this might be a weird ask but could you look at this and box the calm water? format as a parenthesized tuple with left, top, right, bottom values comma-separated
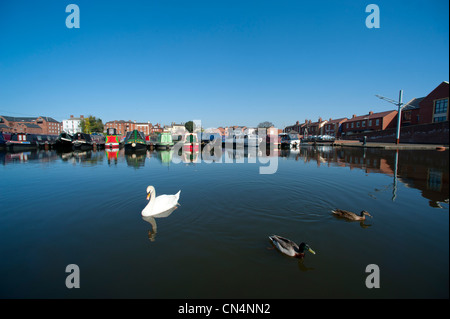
(0, 146, 448, 298)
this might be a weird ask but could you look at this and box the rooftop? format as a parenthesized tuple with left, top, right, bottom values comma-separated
(347, 110, 397, 122)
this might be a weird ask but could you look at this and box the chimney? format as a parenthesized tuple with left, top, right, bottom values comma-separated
(318, 117, 322, 122)
(296, 120, 299, 125)
(369, 111, 374, 115)
(70, 115, 74, 119)
(80, 115, 84, 119)
(352, 114, 357, 118)
(329, 118, 332, 121)
(305, 119, 308, 123)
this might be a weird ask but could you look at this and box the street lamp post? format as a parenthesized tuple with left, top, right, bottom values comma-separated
(376, 90, 404, 145)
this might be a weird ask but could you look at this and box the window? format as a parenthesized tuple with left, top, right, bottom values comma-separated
(351, 122, 354, 128)
(346, 123, 349, 128)
(433, 99, 448, 122)
(375, 119, 380, 126)
(434, 116, 447, 123)
(368, 120, 372, 126)
(428, 168, 442, 191)
(356, 122, 360, 128)
(434, 99, 448, 114)
(362, 121, 366, 127)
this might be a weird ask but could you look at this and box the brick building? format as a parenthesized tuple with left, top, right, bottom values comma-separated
(105, 120, 163, 136)
(401, 97, 423, 126)
(283, 121, 303, 134)
(0, 115, 62, 135)
(341, 110, 398, 136)
(301, 118, 328, 136)
(417, 81, 449, 124)
(323, 117, 348, 137)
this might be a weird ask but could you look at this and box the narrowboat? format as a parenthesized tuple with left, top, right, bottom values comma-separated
(6, 133, 37, 151)
(30, 134, 56, 149)
(105, 128, 120, 150)
(0, 132, 10, 150)
(72, 132, 94, 150)
(124, 130, 147, 151)
(91, 134, 105, 149)
(181, 132, 200, 153)
(55, 132, 73, 150)
(155, 132, 174, 150)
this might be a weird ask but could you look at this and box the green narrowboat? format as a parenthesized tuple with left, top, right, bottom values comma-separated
(124, 130, 147, 151)
(155, 132, 174, 150)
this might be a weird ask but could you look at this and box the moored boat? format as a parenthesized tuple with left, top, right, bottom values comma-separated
(181, 132, 200, 153)
(30, 134, 56, 149)
(0, 132, 10, 150)
(105, 128, 120, 150)
(6, 133, 37, 151)
(124, 130, 147, 151)
(155, 132, 174, 150)
(72, 132, 94, 150)
(55, 132, 73, 150)
(91, 134, 105, 149)
(279, 133, 300, 149)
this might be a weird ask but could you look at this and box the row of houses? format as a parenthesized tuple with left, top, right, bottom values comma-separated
(0, 115, 63, 135)
(284, 81, 449, 138)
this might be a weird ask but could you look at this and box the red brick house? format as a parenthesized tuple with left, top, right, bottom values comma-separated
(283, 121, 303, 134)
(301, 118, 328, 136)
(0, 115, 62, 135)
(418, 81, 449, 124)
(105, 120, 162, 135)
(341, 110, 398, 136)
(323, 117, 348, 137)
(401, 97, 423, 126)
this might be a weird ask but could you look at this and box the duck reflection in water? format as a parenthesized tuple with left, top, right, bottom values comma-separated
(142, 206, 178, 242)
(298, 259, 315, 272)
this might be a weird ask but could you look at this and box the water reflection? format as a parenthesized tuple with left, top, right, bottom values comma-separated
(142, 206, 178, 242)
(1, 146, 448, 208)
(280, 146, 449, 208)
(125, 149, 147, 169)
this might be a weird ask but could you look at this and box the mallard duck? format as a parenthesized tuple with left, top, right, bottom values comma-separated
(332, 209, 372, 221)
(141, 186, 181, 217)
(268, 235, 316, 258)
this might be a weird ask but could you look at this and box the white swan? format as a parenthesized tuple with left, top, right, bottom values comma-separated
(141, 185, 181, 217)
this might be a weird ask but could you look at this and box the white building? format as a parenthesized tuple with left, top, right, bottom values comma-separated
(63, 115, 83, 134)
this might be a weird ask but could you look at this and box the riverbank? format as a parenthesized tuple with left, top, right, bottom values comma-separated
(330, 140, 449, 150)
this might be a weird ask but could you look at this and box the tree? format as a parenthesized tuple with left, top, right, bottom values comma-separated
(80, 115, 104, 134)
(257, 121, 274, 128)
(185, 121, 194, 133)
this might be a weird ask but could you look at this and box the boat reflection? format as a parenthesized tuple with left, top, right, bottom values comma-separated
(141, 206, 178, 242)
(125, 149, 146, 169)
(1, 146, 448, 208)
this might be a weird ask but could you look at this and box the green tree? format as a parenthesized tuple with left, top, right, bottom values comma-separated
(80, 115, 104, 134)
(185, 121, 194, 133)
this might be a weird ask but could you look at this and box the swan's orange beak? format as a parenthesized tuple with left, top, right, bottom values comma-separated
(146, 192, 151, 200)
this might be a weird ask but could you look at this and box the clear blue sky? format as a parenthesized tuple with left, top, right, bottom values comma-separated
(0, 0, 448, 129)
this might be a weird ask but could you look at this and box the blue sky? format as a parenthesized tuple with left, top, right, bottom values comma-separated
(0, 0, 448, 129)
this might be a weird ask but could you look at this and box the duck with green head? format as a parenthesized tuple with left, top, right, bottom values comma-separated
(269, 235, 316, 258)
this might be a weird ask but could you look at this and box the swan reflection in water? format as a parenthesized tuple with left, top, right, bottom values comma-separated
(142, 206, 178, 241)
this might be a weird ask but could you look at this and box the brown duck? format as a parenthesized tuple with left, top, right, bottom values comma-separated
(332, 209, 372, 221)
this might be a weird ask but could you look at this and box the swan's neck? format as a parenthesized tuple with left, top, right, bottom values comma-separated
(147, 188, 156, 212)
